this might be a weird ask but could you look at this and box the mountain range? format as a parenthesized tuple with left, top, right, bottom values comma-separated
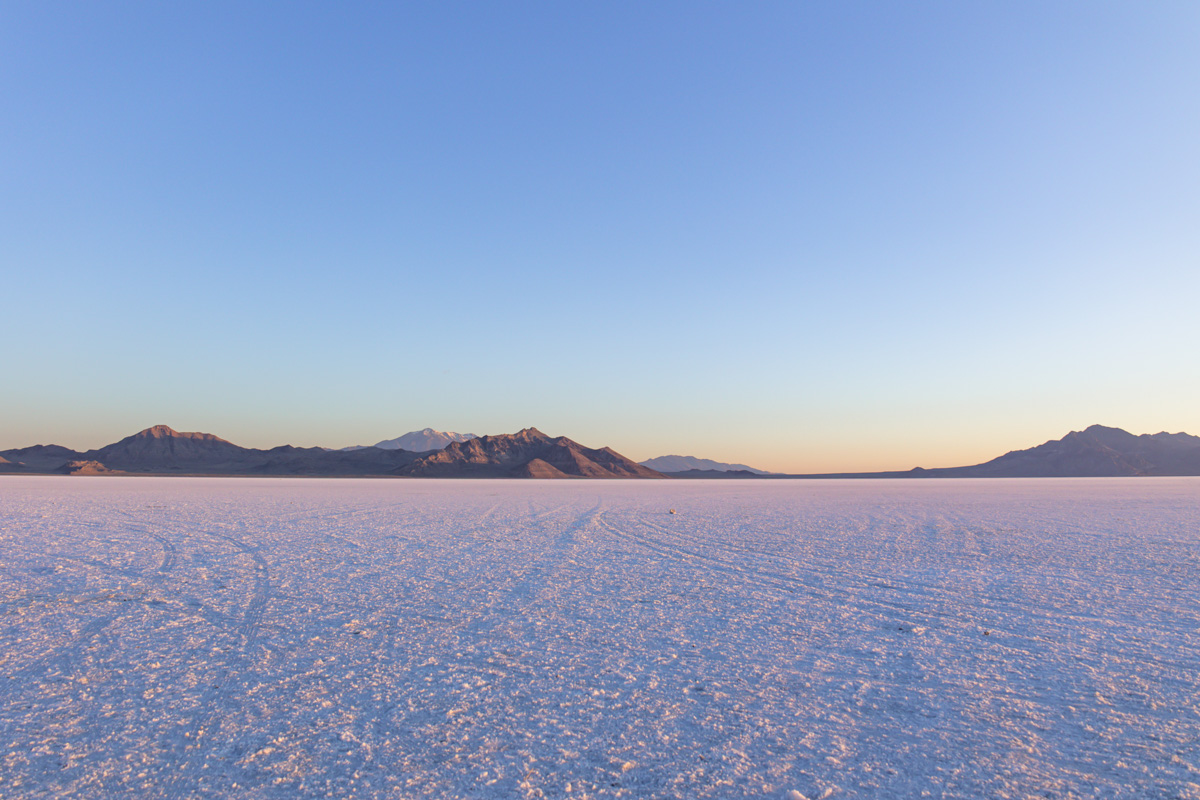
(401, 428, 663, 478)
(0, 425, 662, 478)
(905, 424, 1200, 478)
(3, 424, 1199, 479)
(779, 425, 1200, 479)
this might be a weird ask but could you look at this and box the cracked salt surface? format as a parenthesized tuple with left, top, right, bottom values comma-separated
(1, 477, 1198, 799)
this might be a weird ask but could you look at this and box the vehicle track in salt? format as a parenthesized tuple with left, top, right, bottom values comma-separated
(275, 501, 427, 551)
(1, 506, 194, 799)
(592, 511, 1113, 702)
(593, 512, 958, 627)
(593, 509, 1162, 797)
(259, 500, 605, 795)
(612, 509, 1190, 673)
(204, 526, 272, 653)
(597, 506, 1200, 744)
(0, 612, 125, 702)
(373, 501, 604, 671)
(1, 507, 185, 694)
(143, 517, 273, 800)
(460, 502, 603, 639)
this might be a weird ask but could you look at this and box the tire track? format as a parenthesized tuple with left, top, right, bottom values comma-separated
(0, 613, 123, 698)
(206, 528, 272, 653)
(592, 513, 1023, 661)
(603, 512, 1200, 680)
(1, 509, 187, 700)
(454, 502, 603, 642)
(158, 522, 273, 800)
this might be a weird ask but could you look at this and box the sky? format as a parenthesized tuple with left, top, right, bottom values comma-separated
(2, 2, 1198, 473)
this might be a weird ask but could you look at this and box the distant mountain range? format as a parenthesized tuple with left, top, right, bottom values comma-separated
(905, 424, 1200, 478)
(341, 428, 477, 452)
(640, 455, 770, 474)
(3, 423, 1199, 479)
(0, 425, 663, 478)
(648, 425, 1200, 478)
(782, 425, 1200, 479)
(0, 425, 429, 476)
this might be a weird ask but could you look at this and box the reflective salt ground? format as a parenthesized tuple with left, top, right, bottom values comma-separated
(1, 477, 1198, 799)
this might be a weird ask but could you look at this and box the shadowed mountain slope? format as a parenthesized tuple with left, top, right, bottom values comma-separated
(240, 444, 425, 475)
(659, 469, 762, 479)
(781, 425, 1200, 479)
(86, 425, 247, 472)
(934, 425, 1200, 477)
(398, 428, 666, 478)
(0, 426, 661, 478)
(6, 423, 1197, 478)
(0, 444, 85, 472)
(0, 426, 424, 475)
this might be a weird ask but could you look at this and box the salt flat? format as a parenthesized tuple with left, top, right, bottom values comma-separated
(1, 477, 1198, 799)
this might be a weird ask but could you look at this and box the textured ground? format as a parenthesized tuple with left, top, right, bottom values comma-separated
(1, 476, 1198, 799)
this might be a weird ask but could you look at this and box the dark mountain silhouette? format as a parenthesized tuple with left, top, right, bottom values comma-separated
(660, 469, 761, 479)
(397, 428, 665, 478)
(0, 425, 662, 478)
(0, 444, 84, 472)
(86, 425, 248, 472)
(779, 425, 1200, 479)
(270, 444, 431, 475)
(0, 425, 424, 476)
(4, 423, 1198, 478)
(927, 425, 1200, 477)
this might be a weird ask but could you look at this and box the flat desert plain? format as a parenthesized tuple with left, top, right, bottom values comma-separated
(1, 477, 1198, 799)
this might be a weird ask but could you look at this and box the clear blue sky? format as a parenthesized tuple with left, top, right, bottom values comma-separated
(3, 2, 1198, 472)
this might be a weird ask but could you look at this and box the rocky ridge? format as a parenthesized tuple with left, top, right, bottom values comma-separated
(0, 425, 663, 479)
(399, 428, 665, 479)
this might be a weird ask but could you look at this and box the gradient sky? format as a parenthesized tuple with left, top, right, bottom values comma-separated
(3, 2, 1198, 473)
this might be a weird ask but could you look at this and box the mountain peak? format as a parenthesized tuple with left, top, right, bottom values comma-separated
(400, 428, 664, 478)
(129, 425, 232, 444)
(951, 424, 1200, 477)
(369, 429, 478, 451)
(139, 424, 180, 438)
(1082, 424, 1127, 435)
(1071, 425, 1139, 448)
